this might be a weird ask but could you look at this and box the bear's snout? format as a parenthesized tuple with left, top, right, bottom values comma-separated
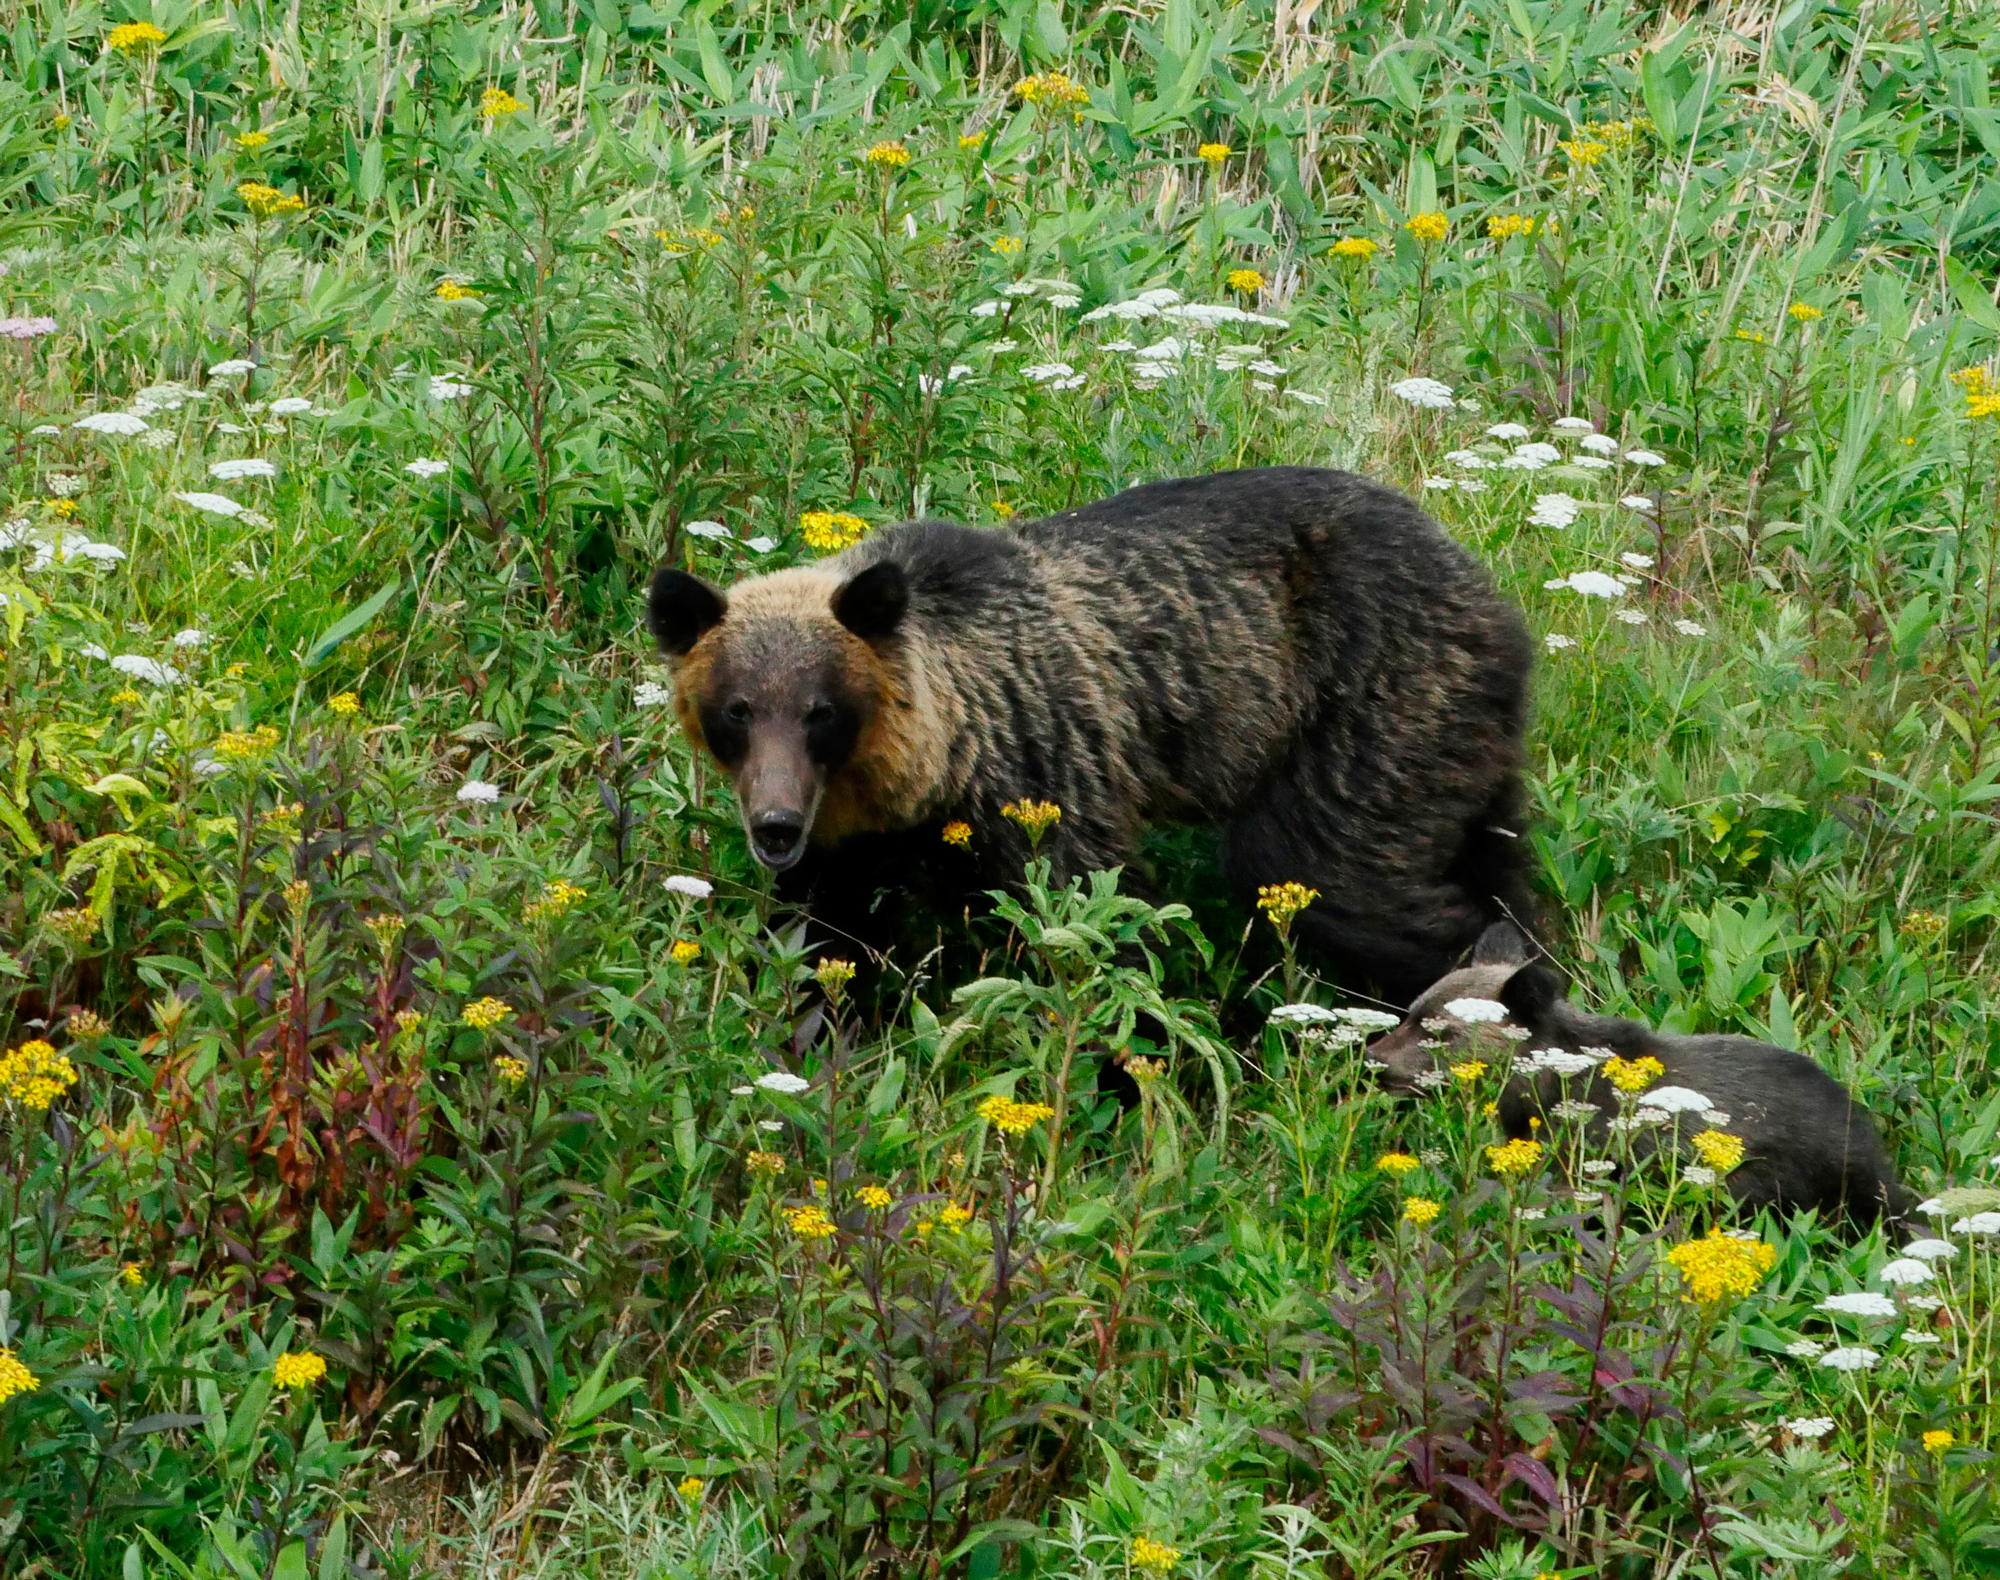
(749, 810, 808, 868)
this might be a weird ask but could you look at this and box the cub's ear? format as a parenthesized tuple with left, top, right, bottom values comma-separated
(1472, 920, 1532, 967)
(1497, 962, 1563, 1027)
(648, 568, 727, 657)
(831, 560, 909, 643)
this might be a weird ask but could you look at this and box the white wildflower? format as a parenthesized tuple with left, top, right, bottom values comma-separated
(1048, 294, 1082, 309)
(1443, 450, 1491, 468)
(31, 424, 60, 437)
(970, 301, 1002, 318)
(44, 473, 83, 497)
(1571, 455, 1616, 471)
(1287, 391, 1328, 407)
(1248, 359, 1284, 377)
(1514, 442, 1563, 465)
(1620, 494, 1655, 510)
(1527, 1048, 1601, 1076)
(209, 458, 276, 481)
(1614, 609, 1647, 625)
(1580, 433, 1620, 454)
(1902, 1331, 1941, 1345)
(1684, 1166, 1717, 1186)
(1620, 553, 1655, 569)
(633, 681, 673, 708)
(1784, 1415, 1835, 1437)
(267, 397, 313, 415)
(1636, 1085, 1712, 1114)
(1876, 1259, 1934, 1286)
(1552, 417, 1595, 432)
(1456, 478, 1488, 493)
(1785, 1340, 1825, 1359)
(1546, 570, 1627, 599)
(754, 1071, 811, 1095)
(1423, 478, 1455, 490)
(1443, 997, 1509, 1023)
(745, 536, 777, 554)
(1818, 1346, 1881, 1372)
(1543, 633, 1576, 652)
(1100, 339, 1138, 353)
(74, 412, 150, 436)
(429, 376, 475, 400)
(406, 458, 450, 478)
(207, 358, 257, 377)
(1903, 1293, 1944, 1311)
(685, 520, 732, 540)
(664, 875, 714, 898)
(730, 1085, 754, 1096)
(1021, 362, 1076, 383)
(1499, 454, 1547, 471)
(1818, 1292, 1898, 1317)
(171, 629, 208, 648)
(1136, 337, 1188, 361)
(1269, 1004, 1338, 1025)
(1485, 422, 1530, 440)
(109, 655, 183, 686)
(1950, 1212, 2000, 1234)
(1899, 1239, 1957, 1262)
(1581, 1160, 1617, 1177)
(1551, 1099, 1601, 1121)
(173, 492, 245, 518)
(1624, 449, 1667, 466)
(1528, 493, 1583, 528)
(1673, 619, 1708, 637)
(1000, 282, 1039, 298)
(456, 780, 501, 804)
(1389, 376, 1456, 409)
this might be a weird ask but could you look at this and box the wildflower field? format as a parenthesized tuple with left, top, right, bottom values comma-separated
(6, 0, 2000, 1573)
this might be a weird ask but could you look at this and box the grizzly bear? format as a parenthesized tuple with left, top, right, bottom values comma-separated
(1367, 921, 1910, 1226)
(647, 467, 1534, 999)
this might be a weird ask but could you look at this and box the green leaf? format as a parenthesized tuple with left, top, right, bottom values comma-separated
(305, 579, 402, 667)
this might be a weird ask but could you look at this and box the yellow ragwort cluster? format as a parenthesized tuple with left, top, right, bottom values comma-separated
(0, 1348, 38, 1404)
(1487, 213, 1537, 239)
(106, 21, 167, 53)
(1, 1040, 79, 1111)
(479, 86, 524, 118)
(460, 997, 514, 1031)
(657, 226, 723, 255)
(523, 878, 588, 925)
(1130, 1536, 1183, 1573)
(670, 939, 701, 966)
(1451, 1060, 1489, 1086)
(1377, 1152, 1420, 1176)
(1402, 1196, 1443, 1225)
(273, 1351, 327, 1389)
(1255, 881, 1318, 929)
(364, 913, 407, 954)
(858, 1185, 893, 1210)
(815, 957, 857, 994)
(1014, 72, 1090, 108)
(989, 235, 1024, 257)
(434, 279, 479, 301)
(1332, 236, 1377, 259)
(1227, 267, 1264, 293)
(1788, 302, 1824, 322)
(745, 1149, 785, 1178)
(327, 691, 361, 716)
(1405, 211, 1449, 243)
(976, 1094, 1056, 1136)
(1584, 115, 1652, 150)
(1666, 1229, 1776, 1303)
(1558, 137, 1608, 166)
(800, 510, 870, 551)
(1485, 1136, 1544, 1178)
(1002, 799, 1062, 842)
(1197, 142, 1231, 167)
(236, 182, 306, 217)
(1924, 1429, 1954, 1454)
(234, 129, 270, 150)
(493, 1054, 528, 1089)
(1690, 1129, 1745, 1172)
(214, 725, 282, 761)
(941, 820, 973, 848)
(864, 140, 911, 168)
(783, 1204, 837, 1239)
(1603, 1054, 1665, 1093)
(677, 1474, 705, 1498)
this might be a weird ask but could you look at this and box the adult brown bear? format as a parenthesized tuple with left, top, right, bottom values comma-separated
(648, 467, 1533, 1000)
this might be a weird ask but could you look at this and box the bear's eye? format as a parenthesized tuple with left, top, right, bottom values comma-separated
(724, 699, 753, 726)
(804, 704, 836, 730)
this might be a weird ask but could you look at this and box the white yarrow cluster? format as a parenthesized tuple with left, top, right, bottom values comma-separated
(1545, 570, 1628, 599)
(633, 681, 673, 707)
(1875, 1258, 1934, 1286)
(456, 779, 501, 804)
(1783, 1415, 1836, 1438)
(74, 411, 150, 436)
(174, 492, 245, 518)
(109, 654, 184, 685)
(1442, 996, 1509, 1023)
(754, 1071, 811, 1094)
(209, 458, 277, 480)
(1817, 1346, 1881, 1372)
(429, 375, 475, 400)
(664, 874, 714, 898)
(1818, 1291, 1898, 1317)
(1389, 377, 1456, 409)
(1528, 493, 1584, 529)
(406, 458, 450, 478)
(1636, 1085, 1712, 1115)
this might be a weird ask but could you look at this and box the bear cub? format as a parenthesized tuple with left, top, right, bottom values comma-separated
(1367, 922, 1909, 1227)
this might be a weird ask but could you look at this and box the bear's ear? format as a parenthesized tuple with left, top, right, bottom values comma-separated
(831, 560, 909, 643)
(648, 568, 727, 657)
(1472, 920, 1532, 967)
(1498, 962, 1563, 1027)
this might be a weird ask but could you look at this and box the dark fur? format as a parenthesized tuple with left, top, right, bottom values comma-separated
(649, 467, 1535, 998)
(1368, 923, 1910, 1227)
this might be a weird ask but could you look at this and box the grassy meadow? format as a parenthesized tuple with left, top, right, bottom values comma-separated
(6, 0, 2000, 1573)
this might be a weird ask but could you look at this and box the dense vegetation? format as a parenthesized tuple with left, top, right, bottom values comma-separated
(4, 0, 2000, 1573)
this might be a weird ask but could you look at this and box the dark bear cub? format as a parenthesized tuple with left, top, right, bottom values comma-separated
(1368, 922, 1909, 1227)
(647, 467, 1534, 1001)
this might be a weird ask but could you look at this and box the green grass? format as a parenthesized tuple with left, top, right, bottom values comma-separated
(5, 0, 2000, 1574)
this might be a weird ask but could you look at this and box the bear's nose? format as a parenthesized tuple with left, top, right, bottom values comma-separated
(750, 811, 806, 863)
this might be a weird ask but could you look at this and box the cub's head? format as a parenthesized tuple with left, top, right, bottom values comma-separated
(1367, 921, 1565, 1090)
(646, 558, 910, 871)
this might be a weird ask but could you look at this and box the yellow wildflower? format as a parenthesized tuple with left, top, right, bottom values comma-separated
(815, 957, 857, 996)
(1968, 393, 2000, 420)
(782, 1204, 837, 1240)
(941, 820, 973, 847)
(1485, 1137, 1544, 1178)
(106, 21, 167, 53)
(1788, 302, 1823, 322)
(234, 129, 270, 149)
(1014, 72, 1089, 108)
(1256, 881, 1318, 930)
(990, 499, 1015, 518)
(479, 86, 524, 118)
(1666, 1228, 1776, 1303)
(1735, 329, 1766, 343)
(939, 1202, 973, 1230)
(53, 113, 71, 131)
(1377, 1152, 1420, 1176)
(395, 1010, 424, 1036)
(858, 1185, 893, 1210)
(745, 1150, 785, 1178)
(1902, 909, 1946, 942)
(460, 997, 514, 1031)
(989, 235, 1024, 256)
(493, 1054, 528, 1089)
(364, 913, 407, 955)
(1603, 1054, 1665, 1093)
(1586, 116, 1652, 149)
(523, 879, 588, 925)
(1227, 267, 1264, 292)
(1451, 1060, 1488, 1086)
(271, 1351, 329, 1390)
(799, 509, 870, 551)
(1405, 211, 1449, 244)
(0, 1040, 79, 1111)
(1130, 1537, 1182, 1574)
(45, 497, 79, 518)
(670, 939, 701, 966)
(1950, 366, 1989, 395)
(39, 907, 99, 951)
(214, 725, 282, 761)
(235, 181, 306, 218)
(327, 691, 361, 716)
(110, 688, 143, 706)
(0, 1349, 39, 1404)
(272, 1351, 327, 1389)
(1690, 1129, 1744, 1172)
(977, 1094, 1056, 1135)
(1332, 236, 1377, 259)
(1923, 1429, 1953, 1454)
(1487, 213, 1537, 239)
(1402, 1196, 1443, 1225)
(959, 132, 986, 150)
(1559, 137, 1608, 166)
(1197, 142, 1231, 166)
(1001, 799, 1062, 843)
(677, 1474, 705, 1498)
(864, 140, 911, 168)
(122, 1262, 144, 1285)
(67, 1010, 110, 1042)
(435, 279, 479, 301)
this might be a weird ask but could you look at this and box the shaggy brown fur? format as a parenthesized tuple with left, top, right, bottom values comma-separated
(649, 466, 1535, 998)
